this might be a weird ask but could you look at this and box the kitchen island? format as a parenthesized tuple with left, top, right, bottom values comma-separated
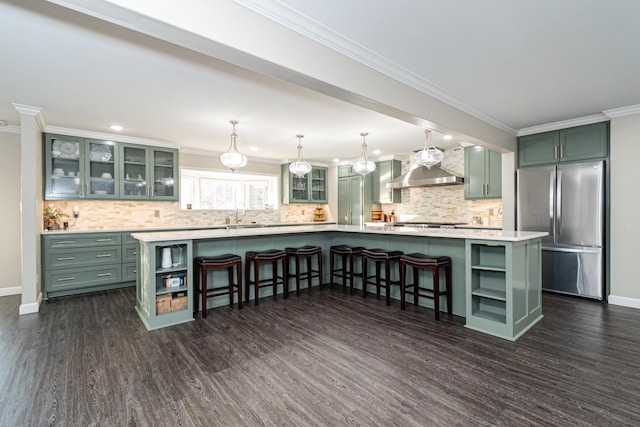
(133, 224, 546, 340)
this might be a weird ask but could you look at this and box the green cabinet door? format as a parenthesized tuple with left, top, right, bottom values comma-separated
(517, 131, 559, 167)
(337, 176, 350, 224)
(372, 160, 401, 203)
(465, 146, 502, 199)
(44, 134, 86, 200)
(150, 148, 179, 200)
(559, 122, 608, 163)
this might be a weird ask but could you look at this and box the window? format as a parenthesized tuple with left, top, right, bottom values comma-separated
(180, 168, 278, 210)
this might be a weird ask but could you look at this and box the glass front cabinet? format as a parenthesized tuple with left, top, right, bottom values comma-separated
(44, 133, 178, 201)
(45, 134, 118, 200)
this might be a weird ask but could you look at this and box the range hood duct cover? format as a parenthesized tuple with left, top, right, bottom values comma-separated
(388, 164, 464, 188)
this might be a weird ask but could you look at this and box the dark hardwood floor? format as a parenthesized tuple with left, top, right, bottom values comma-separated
(1, 286, 639, 426)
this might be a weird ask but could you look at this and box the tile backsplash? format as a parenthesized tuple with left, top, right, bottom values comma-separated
(377, 147, 503, 226)
(45, 200, 333, 231)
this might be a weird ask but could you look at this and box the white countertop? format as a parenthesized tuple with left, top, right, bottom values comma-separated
(132, 224, 547, 243)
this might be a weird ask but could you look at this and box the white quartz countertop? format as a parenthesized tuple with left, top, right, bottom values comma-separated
(132, 224, 547, 243)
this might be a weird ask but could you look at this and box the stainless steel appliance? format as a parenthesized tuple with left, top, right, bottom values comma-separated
(517, 161, 604, 299)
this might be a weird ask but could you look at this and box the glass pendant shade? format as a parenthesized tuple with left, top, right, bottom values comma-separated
(415, 129, 444, 169)
(352, 132, 376, 176)
(289, 134, 312, 178)
(220, 120, 247, 172)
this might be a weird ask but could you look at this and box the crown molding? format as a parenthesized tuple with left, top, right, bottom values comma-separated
(11, 103, 47, 130)
(232, 0, 517, 136)
(45, 125, 180, 148)
(0, 125, 21, 135)
(517, 114, 609, 136)
(603, 104, 640, 118)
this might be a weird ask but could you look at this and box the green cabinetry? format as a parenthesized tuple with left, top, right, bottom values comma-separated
(464, 146, 502, 199)
(465, 239, 542, 341)
(338, 168, 372, 225)
(42, 232, 130, 298)
(372, 160, 402, 203)
(518, 121, 608, 167)
(281, 165, 328, 204)
(119, 143, 178, 200)
(44, 133, 179, 201)
(135, 240, 193, 330)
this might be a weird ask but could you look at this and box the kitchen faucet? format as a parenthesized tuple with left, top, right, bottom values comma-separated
(235, 202, 245, 223)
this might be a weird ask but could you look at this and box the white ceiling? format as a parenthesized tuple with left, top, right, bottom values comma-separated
(1, 0, 639, 165)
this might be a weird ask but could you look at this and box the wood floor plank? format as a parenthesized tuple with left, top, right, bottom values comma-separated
(1, 287, 639, 426)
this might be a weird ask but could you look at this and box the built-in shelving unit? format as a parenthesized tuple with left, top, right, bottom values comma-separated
(465, 239, 543, 340)
(135, 240, 193, 330)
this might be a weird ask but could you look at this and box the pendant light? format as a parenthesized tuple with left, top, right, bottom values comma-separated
(219, 120, 247, 172)
(415, 129, 444, 169)
(288, 134, 312, 178)
(352, 132, 376, 176)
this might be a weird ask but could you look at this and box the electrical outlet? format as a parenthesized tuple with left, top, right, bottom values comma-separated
(489, 208, 494, 216)
(154, 210, 160, 217)
(302, 209, 305, 215)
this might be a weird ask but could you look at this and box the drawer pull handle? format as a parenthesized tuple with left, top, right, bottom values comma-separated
(96, 273, 112, 277)
(96, 239, 114, 242)
(57, 240, 75, 244)
(57, 257, 75, 261)
(57, 277, 75, 282)
(96, 254, 112, 258)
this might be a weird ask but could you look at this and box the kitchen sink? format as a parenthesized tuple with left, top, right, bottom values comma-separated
(225, 223, 264, 229)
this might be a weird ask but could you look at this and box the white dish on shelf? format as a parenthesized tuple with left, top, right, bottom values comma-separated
(93, 190, 108, 195)
(52, 168, 65, 176)
(53, 140, 79, 159)
(101, 173, 113, 179)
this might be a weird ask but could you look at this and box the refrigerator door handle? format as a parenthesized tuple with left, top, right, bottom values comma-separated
(556, 169, 562, 239)
(543, 246, 602, 254)
(549, 169, 555, 241)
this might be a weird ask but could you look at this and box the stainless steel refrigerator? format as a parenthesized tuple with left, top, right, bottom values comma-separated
(517, 161, 604, 299)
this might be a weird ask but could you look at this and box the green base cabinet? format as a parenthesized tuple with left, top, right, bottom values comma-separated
(464, 146, 501, 199)
(518, 122, 608, 167)
(281, 165, 328, 204)
(372, 160, 402, 203)
(465, 239, 543, 341)
(42, 232, 128, 299)
(135, 240, 193, 330)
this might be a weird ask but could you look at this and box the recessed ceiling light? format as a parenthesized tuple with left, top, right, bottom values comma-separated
(333, 158, 340, 163)
(249, 146, 258, 152)
(443, 134, 453, 140)
(109, 124, 124, 131)
(373, 149, 381, 155)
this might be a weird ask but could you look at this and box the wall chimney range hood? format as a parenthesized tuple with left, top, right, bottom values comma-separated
(387, 164, 464, 188)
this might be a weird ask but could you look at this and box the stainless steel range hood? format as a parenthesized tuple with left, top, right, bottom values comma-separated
(388, 164, 464, 188)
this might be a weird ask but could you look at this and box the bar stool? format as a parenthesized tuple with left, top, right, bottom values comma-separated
(285, 246, 323, 296)
(245, 249, 288, 306)
(193, 254, 243, 318)
(329, 245, 365, 295)
(361, 248, 404, 305)
(399, 253, 452, 320)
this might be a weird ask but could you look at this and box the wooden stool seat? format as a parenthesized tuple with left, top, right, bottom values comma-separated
(245, 249, 288, 305)
(285, 246, 323, 296)
(400, 253, 452, 320)
(329, 245, 365, 295)
(194, 254, 242, 318)
(362, 248, 404, 306)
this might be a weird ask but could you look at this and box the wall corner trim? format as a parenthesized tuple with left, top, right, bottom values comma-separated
(608, 295, 640, 310)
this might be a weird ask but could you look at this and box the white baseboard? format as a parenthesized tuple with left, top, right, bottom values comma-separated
(19, 292, 42, 315)
(0, 286, 22, 297)
(608, 295, 640, 310)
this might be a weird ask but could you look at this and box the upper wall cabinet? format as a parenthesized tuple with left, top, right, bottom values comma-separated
(119, 144, 178, 200)
(464, 146, 502, 200)
(44, 133, 179, 201)
(281, 165, 328, 204)
(518, 122, 609, 167)
(372, 160, 402, 204)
